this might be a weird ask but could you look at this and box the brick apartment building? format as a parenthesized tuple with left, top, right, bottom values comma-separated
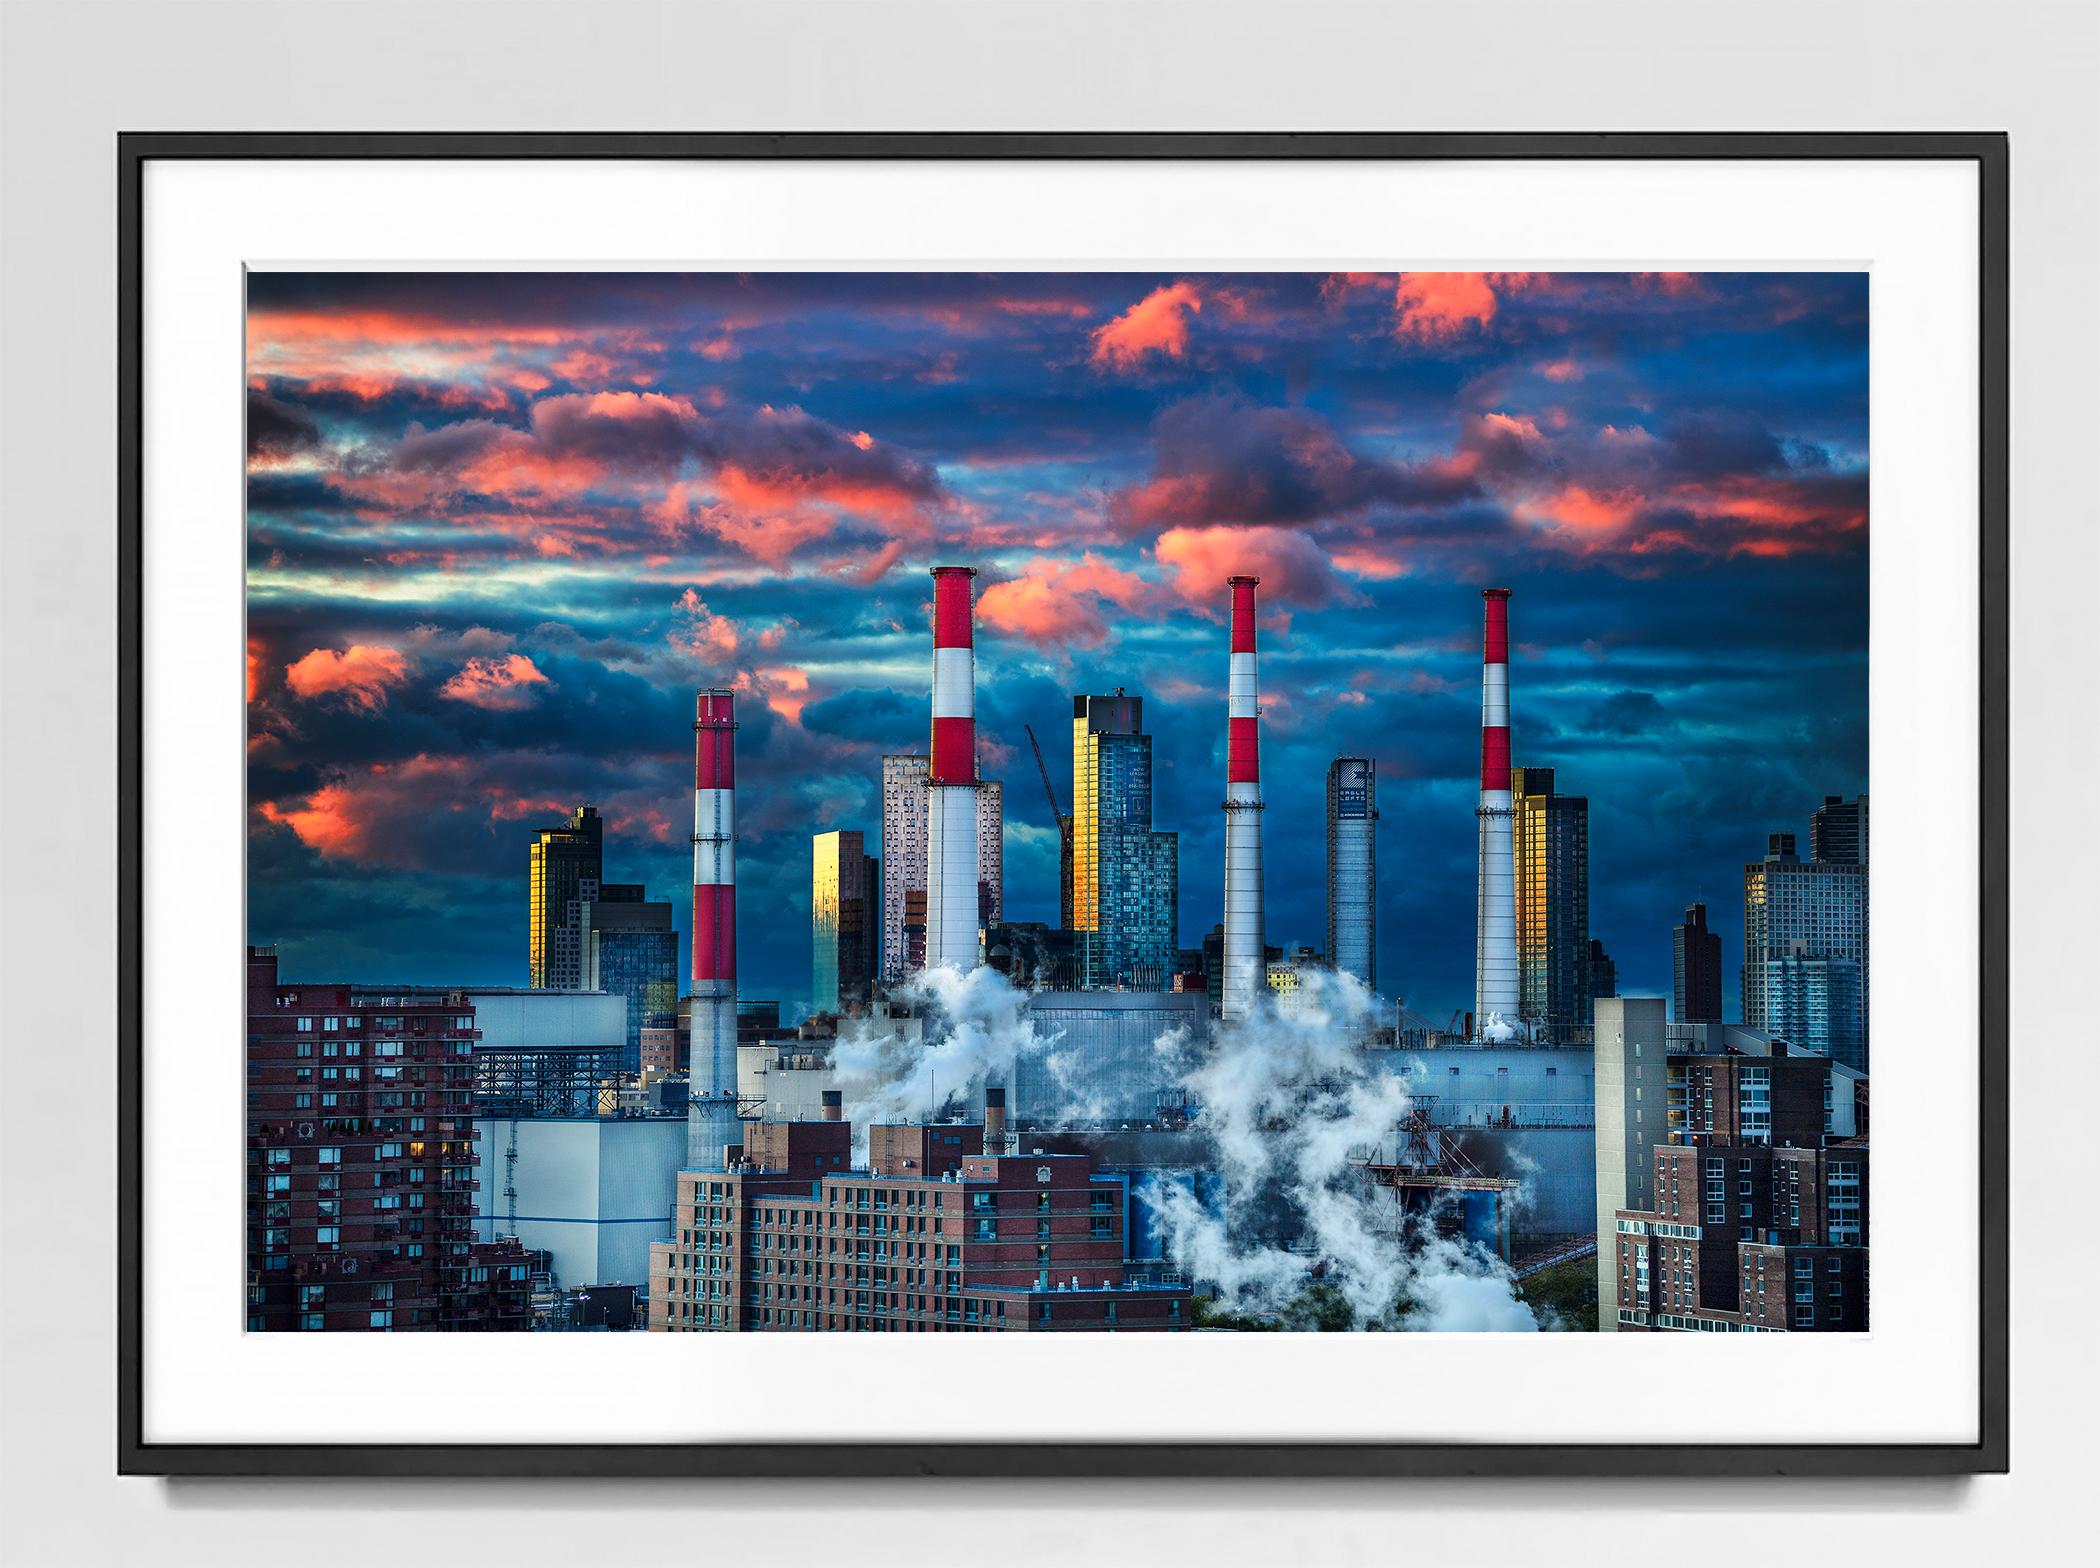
(1608, 1038, 1869, 1333)
(649, 1092, 1192, 1331)
(247, 945, 547, 1330)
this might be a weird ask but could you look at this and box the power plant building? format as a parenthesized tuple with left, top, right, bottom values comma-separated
(1512, 767, 1592, 1041)
(1015, 989, 1209, 1127)
(1325, 756, 1377, 991)
(1070, 692, 1179, 990)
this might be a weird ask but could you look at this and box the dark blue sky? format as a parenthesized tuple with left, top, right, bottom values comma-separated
(244, 270, 1868, 1021)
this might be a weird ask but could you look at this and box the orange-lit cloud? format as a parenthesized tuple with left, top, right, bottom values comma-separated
(673, 588, 741, 661)
(438, 653, 550, 710)
(1089, 281, 1204, 372)
(1153, 524, 1363, 612)
(283, 644, 410, 711)
(977, 554, 1162, 649)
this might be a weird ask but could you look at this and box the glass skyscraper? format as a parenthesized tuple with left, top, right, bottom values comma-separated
(527, 805, 601, 989)
(811, 829, 879, 1015)
(581, 883, 677, 1074)
(1071, 693, 1179, 990)
(1742, 829, 1869, 1071)
(1512, 767, 1591, 1039)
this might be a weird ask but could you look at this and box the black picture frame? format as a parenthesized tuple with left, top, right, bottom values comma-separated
(117, 130, 2010, 1479)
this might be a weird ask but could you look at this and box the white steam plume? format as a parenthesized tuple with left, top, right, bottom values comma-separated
(1153, 967, 1539, 1332)
(835, 964, 1539, 1331)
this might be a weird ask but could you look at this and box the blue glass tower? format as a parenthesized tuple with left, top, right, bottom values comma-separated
(1071, 692, 1179, 989)
(581, 882, 678, 1073)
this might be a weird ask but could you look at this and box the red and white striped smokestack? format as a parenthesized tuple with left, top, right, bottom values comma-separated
(1474, 589, 1519, 1033)
(1221, 575, 1265, 1020)
(688, 689, 740, 1170)
(925, 565, 982, 973)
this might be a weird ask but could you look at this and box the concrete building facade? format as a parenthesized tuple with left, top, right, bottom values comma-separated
(648, 1112, 1192, 1332)
(470, 1114, 686, 1293)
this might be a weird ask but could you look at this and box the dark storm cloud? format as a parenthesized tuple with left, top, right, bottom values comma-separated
(247, 387, 321, 458)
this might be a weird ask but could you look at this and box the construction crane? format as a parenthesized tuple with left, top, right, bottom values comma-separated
(1024, 722, 1074, 930)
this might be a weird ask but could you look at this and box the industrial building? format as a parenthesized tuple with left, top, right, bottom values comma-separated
(470, 1112, 686, 1296)
(1362, 1041, 1600, 1250)
(1325, 756, 1377, 991)
(465, 986, 627, 1117)
(1016, 989, 1210, 1127)
(648, 1091, 1193, 1331)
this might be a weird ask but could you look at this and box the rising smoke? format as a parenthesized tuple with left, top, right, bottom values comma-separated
(835, 963, 1540, 1332)
(1150, 967, 1537, 1332)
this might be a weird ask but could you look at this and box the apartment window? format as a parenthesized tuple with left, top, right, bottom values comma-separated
(317, 1147, 340, 1165)
(369, 1310, 393, 1329)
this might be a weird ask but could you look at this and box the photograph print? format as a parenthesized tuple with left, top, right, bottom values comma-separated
(243, 268, 1869, 1337)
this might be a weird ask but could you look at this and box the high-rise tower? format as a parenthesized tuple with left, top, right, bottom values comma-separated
(527, 805, 602, 989)
(1070, 692, 1179, 990)
(1672, 902, 1723, 1023)
(1512, 765, 1591, 1039)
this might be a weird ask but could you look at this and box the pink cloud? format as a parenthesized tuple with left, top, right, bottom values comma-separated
(438, 653, 550, 710)
(1089, 281, 1204, 372)
(673, 588, 741, 662)
(1152, 525, 1363, 612)
(976, 554, 1162, 649)
(282, 644, 410, 711)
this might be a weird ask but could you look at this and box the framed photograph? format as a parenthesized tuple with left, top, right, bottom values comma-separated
(118, 132, 2007, 1476)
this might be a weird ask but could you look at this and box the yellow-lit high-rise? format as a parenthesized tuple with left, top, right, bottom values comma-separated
(528, 805, 603, 988)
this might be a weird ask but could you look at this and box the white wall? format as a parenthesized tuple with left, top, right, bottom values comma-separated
(467, 990, 627, 1052)
(1, 1, 2090, 1562)
(471, 1118, 685, 1288)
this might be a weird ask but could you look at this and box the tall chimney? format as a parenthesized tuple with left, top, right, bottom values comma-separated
(983, 1084, 1008, 1154)
(1474, 589, 1519, 1033)
(820, 1088, 843, 1123)
(1221, 575, 1265, 1020)
(924, 565, 982, 973)
(687, 689, 741, 1169)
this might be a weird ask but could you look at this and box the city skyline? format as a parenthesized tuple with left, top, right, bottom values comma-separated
(245, 270, 1868, 1021)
